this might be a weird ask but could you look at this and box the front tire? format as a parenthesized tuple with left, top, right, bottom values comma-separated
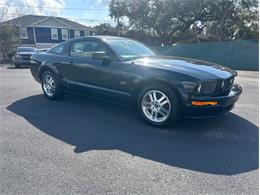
(137, 84, 182, 127)
(41, 71, 63, 100)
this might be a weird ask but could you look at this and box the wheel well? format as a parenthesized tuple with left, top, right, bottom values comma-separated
(39, 67, 57, 81)
(39, 67, 48, 80)
(135, 79, 183, 105)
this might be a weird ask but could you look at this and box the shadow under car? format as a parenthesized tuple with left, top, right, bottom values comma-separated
(7, 94, 259, 175)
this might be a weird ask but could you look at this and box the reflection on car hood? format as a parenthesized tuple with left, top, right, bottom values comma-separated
(131, 56, 237, 80)
(17, 52, 35, 55)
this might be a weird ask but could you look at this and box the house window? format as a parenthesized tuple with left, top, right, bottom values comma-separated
(75, 30, 80, 38)
(20, 27, 28, 39)
(92, 32, 96, 36)
(62, 29, 68, 40)
(85, 30, 90, 37)
(51, 28, 58, 40)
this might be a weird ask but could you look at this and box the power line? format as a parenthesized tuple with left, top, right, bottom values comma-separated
(0, 4, 109, 11)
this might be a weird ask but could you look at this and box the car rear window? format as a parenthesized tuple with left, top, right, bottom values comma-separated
(17, 47, 36, 52)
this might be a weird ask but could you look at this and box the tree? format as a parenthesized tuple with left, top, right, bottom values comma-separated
(0, 25, 21, 58)
(201, 0, 259, 41)
(95, 23, 117, 35)
(110, 0, 129, 35)
(109, 0, 258, 44)
(0, 3, 30, 58)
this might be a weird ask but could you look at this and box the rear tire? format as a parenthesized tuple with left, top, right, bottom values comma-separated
(41, 71, 64, 100)
(137, 84, 182, 127)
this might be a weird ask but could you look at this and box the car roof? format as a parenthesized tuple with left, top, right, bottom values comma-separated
(92, 36, 129, 40)
(70, 36, 132, 42)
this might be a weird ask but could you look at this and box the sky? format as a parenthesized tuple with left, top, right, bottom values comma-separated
(0, 0, 117, 26)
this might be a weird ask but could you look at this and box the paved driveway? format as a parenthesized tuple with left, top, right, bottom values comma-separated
(0, 65, 258, 194)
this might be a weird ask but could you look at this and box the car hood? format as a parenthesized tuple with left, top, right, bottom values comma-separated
(17, 52, 35, 55)
(131, 56, 237, 80)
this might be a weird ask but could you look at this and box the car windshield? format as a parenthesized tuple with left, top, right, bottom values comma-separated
(106, 39, 156, 61)
(17, 47, 36, 52)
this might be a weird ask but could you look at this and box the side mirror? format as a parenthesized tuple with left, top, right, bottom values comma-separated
(92, 52, 112, 65)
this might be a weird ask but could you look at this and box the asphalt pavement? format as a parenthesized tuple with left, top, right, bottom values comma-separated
(0, 64, 258, 194)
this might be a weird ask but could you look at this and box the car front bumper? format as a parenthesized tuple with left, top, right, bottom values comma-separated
(13, 58, 31, 66)
(184, 84, 242, 117)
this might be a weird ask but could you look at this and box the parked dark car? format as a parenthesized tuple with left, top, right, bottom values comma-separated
(30, 36, 242, 127)
(13, 47, 36, 68)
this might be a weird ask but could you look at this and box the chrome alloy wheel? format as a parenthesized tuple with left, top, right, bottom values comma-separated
(141, 90, 171, 123)
(43, 74, 56, 97)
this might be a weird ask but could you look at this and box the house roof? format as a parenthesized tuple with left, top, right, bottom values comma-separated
(3, 15, 92, 30)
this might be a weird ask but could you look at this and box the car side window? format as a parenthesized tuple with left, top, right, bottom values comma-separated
(70, 40, 108, 58)
(49, 44, 65, 55)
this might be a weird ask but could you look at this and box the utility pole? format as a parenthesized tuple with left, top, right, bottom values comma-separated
(117, 16, 120, 36)
(117, 0, 120, 36)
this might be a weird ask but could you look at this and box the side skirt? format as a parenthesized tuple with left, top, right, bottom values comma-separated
(63, 79, 135, 103)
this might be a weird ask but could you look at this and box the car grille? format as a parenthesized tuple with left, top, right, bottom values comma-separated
(200, 80, 217, 94)
(201, 77, 234, 95)
(215, 77, 234, 93)
(21, 54, 31, 60)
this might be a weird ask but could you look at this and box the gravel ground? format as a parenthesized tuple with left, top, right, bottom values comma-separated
(0, 64, 258, 194)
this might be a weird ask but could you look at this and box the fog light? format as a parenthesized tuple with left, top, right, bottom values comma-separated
(192, 101, 218, 106)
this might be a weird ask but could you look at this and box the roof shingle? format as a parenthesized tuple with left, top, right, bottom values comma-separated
(3, 15, 92, 30)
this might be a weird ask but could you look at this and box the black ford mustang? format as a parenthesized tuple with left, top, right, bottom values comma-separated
(30, 36, 242, 127)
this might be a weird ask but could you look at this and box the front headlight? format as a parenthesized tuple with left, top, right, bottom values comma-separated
(181, 81, 201, 94)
